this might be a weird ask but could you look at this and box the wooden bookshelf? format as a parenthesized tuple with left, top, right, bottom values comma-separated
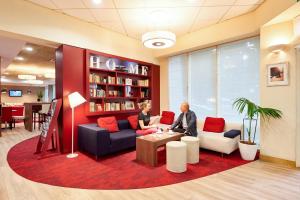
(85, 49, 154, 116)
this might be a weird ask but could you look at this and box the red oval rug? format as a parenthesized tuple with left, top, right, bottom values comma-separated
(7, 136, 252, 190)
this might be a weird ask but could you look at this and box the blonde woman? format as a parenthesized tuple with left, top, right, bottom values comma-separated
(136, 102, 157, 135)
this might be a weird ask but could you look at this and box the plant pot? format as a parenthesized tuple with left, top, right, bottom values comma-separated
(238, 141, 257, 161)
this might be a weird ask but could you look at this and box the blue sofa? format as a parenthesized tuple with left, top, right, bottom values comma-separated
(78, 120, 138, 159)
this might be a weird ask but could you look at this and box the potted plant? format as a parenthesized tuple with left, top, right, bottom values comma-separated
(37, 91, 43, 102)
(233, 97, 282, 160)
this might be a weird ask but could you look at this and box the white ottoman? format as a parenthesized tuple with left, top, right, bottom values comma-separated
(181, 136, 200, 164)
(166, 141, 187, 173)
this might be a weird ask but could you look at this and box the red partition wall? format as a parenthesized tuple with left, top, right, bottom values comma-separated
(55, 45, 160, 153)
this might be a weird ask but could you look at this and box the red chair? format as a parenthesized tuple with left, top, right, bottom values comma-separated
(12, 106, 25, 128)
(1, 107, 13, 129)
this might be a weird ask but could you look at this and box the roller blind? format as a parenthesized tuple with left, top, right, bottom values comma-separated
(168, 54, 188, 116)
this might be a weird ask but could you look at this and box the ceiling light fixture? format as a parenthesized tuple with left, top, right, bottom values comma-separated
(24, 46, 33, 52)
(142, 31, 176, 49)
(92, 0, 102, 4)
(15, 56, 24, 61)
(25, 80, 44, 85)
(18, 74, 37, 80)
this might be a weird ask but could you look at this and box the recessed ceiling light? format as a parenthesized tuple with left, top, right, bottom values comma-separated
(15, 56, 24, 61)
(25, 80, 44, 85)
(18, 74, 37, 80)
(24, 46, 33, 52)
(92, 0, 102, 4)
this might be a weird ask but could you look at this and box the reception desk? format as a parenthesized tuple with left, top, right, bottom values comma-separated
(24, 102, 50, 132)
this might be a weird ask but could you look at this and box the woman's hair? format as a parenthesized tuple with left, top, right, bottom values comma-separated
(139, 102, 150, 110)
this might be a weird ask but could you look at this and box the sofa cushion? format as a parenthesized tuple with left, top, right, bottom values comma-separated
(224, 129, 241, 138)
(203, 117, 225, 133)
(97, 116, 119, 133)
(127, 115, 138, 129)
(160, 111, 175, 125)
(118, 119, 131, 130)
(109, 129, 137, 150)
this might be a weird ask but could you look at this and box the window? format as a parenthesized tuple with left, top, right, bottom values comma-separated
(218, 38, 260, 122)
(168, 54, 188, 116)
(189, 48, 217, 119)
(168, 37, 260, 143)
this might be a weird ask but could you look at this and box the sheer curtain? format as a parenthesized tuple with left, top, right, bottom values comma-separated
(189, 48, 217, 119)
(168, 54, 188, 116)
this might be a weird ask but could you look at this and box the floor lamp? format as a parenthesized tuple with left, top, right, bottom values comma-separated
(67, 92, 86, 159)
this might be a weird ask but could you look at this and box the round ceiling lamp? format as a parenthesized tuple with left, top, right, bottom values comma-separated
(142, 31, 176, 49)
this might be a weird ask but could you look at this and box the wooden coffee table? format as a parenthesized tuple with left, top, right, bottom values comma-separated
(136, 132, 184, 167)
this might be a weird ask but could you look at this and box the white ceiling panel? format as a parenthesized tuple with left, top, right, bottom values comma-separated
(91, 9, 120, 22)
(27, 0, 265, 40)
(51, 0, 85, 9)
(191, 19, 219, 32)
(98, 21, 126, 34)
(223, 5, 256, 20)
(61, 9, 96, 22)
(203, 0, 236, 6)
(81, 0, 115, 8)
(196, 6, 230, 20)
(28, 0, 57, 9)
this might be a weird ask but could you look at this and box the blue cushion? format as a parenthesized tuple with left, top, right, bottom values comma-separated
(118, 120, 131, 130)
(110, 129, 137, 153)
(224, 129, 241, 138)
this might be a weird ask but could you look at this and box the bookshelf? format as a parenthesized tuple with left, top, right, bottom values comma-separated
(85, 50, 155, 116)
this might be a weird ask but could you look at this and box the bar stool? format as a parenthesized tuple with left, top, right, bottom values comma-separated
(166, 141, 187, 173)
(181, 136, 200, 164)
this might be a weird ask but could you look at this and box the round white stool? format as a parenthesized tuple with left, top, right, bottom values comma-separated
(181, 136, 200, 164)
(166, 141, 187, 173)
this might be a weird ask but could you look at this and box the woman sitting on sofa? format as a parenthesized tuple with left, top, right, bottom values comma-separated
(136, 102, 158, 135)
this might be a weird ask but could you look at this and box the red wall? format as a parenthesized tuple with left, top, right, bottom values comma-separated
(56, 45, 160, 153)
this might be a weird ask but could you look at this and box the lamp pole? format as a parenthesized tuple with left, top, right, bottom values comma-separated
(67, 107, 78, 158)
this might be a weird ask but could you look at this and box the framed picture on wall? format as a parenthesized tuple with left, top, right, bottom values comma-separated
(267, 62, 289, 86)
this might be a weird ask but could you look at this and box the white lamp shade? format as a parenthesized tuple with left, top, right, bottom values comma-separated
(68, 92, 86, 108)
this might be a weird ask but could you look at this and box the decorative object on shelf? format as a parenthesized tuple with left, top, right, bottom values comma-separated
(37, 91, 43, 102)
(67, 92, 86, 159)
(125, 101, 135, 110)
(128, 63, 139, 74)
(90, 55, 100, 68)
(125, 78, 132, 85)
(106, 58, 116, 70)
(233, 97, 282, 160)
(141, 66, 148, 76)
(115, 65, 127, 72)
(142, 31, 176, 49)
(26, 89, 32, 94)
(267, 62, 289, 86)
(125, 86, 132, 97)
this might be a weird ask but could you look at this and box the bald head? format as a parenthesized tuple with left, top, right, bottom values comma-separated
(180, 102, 189, 113)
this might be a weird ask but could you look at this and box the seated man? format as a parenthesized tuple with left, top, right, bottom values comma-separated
(168, 102, 198, 137)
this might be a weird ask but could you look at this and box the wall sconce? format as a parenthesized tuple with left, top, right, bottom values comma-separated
(268, 44, 288, 54)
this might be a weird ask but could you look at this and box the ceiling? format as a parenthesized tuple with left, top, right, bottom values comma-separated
(1, 41, 55, 86)
(26, 0, 265, 39)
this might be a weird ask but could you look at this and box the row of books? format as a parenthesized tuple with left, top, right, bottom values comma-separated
(137, 79, 149, 87)
(107, 76, 116, 84)
(108, 90, 122, 97)
(90, 101, 136, 112)
(90, 102, 103, 112)
(89, 73, 106, 84)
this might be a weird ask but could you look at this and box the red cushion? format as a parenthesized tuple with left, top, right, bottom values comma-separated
(128, 115, 138, 130)
(203, 117, 225, 133)
(97, 116, 119, 133)
(160, 111, 175, 125)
